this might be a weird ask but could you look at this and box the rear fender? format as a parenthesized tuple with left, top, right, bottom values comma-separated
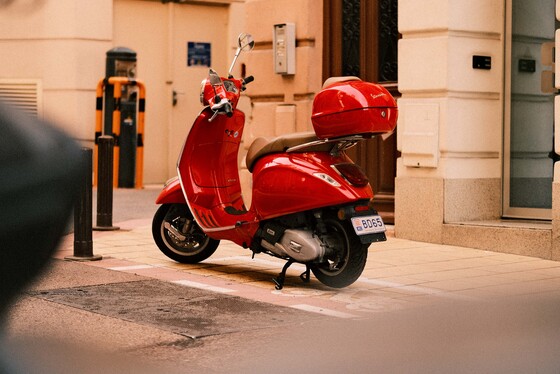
(155, 177, 186, 204)
(251, 152, 373, 220)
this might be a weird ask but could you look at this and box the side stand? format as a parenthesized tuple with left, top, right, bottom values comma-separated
(273, 259, 294, 290)
(300, 266, 311, 283)
(272, 261, 312, 290)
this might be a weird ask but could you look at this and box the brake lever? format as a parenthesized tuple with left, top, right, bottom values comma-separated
(209, 109, 219, 123)
(209, 97, 231, 122)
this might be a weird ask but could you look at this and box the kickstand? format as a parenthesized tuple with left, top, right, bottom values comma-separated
(300, 265, 311, 283)
(273, 259, 294, 290)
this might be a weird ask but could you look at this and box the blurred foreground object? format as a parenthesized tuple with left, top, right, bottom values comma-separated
(0, 100, 82, 317)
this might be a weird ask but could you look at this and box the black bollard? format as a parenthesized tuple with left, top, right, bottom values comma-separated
(94, 136, 119, 231)
(65, 148, 102, 261)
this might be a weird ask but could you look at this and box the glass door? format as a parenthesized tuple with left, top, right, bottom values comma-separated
(504, 0, 557, 219)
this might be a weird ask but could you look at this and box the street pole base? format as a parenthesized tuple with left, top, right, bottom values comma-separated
(93, 225, 120, 231)
(64, 254, 103, 262)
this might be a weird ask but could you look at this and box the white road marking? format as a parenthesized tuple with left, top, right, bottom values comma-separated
(173, 279, 236, 294)
(108, 264, 155, 271)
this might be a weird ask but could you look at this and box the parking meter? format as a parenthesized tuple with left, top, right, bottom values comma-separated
(105, 47, 137, 187)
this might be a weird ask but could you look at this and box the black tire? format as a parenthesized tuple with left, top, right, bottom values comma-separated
(311, 218, 369, 288)
(152, 204, 219, 264)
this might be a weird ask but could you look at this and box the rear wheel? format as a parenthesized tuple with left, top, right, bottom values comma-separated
(152, 204, 219, 263)
(311, 218, 369, 288)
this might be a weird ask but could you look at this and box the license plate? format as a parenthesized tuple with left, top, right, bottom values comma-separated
(351, 215, 386, 235)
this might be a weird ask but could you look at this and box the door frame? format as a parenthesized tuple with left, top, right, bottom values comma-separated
(502, 0, 553, 220)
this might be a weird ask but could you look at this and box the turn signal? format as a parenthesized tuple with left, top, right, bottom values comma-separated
(333, 163, 369, 187)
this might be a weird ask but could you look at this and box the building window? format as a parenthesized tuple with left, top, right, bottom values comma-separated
(378, 0, 398, 82)
(341, 0, 360, 77)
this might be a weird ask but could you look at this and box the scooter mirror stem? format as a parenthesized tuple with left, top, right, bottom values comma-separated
(228, 33, 254, 77)
(228, 48, 241, 77)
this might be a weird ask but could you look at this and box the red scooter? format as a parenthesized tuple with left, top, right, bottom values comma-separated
(152, 33, 397, 289)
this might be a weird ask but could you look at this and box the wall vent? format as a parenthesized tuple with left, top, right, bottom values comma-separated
(0, 79, 42, 118)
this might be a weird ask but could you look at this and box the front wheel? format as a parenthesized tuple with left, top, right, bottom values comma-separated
(311, 218, 369, 288)
(152, 203, 219, 264)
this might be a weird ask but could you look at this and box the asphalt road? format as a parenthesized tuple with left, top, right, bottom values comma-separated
(6, 265, 560, 374)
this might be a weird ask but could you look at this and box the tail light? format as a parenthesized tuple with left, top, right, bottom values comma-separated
(332, 163, 369, 187)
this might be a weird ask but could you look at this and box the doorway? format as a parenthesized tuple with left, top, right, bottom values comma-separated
(503, 0, 556, 219)
(323, 0, 399, 223)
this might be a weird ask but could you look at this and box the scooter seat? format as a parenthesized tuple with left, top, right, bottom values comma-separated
(246, 131, 331, 172)
(322, 75, 361, 89)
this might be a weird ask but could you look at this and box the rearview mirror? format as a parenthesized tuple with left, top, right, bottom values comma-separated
(238, 33, 255, 51)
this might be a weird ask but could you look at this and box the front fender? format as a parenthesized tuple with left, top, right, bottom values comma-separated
(155, 177, 186, 204)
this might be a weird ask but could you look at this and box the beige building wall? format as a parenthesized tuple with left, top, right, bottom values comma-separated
(396, 0, 504, 239)
(396, 0, 558, 260)
(0, 0, 112, 140)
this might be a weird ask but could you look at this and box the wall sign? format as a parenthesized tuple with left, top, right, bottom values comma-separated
(187, 42, 211, 67)
(472, 55, 491, 70)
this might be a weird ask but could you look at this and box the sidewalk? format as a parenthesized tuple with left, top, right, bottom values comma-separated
(54, 187, 560, 317)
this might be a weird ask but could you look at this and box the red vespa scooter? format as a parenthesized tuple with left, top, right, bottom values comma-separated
(152, 33, 398, 289)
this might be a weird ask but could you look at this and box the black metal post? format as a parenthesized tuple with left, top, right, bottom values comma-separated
(66, 148, 102, 261)
(94, 136, 119, 231)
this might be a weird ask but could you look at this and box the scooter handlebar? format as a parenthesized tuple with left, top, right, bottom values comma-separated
(224, 102, 233, 117)
(243, 76, 255, 85)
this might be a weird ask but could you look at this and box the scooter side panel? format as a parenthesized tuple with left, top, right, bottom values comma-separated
(251, 152, 373, 220)
(186, 187, 259, 247)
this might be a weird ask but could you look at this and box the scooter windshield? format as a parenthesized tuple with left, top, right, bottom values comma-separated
(209, 69, 223, 87)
